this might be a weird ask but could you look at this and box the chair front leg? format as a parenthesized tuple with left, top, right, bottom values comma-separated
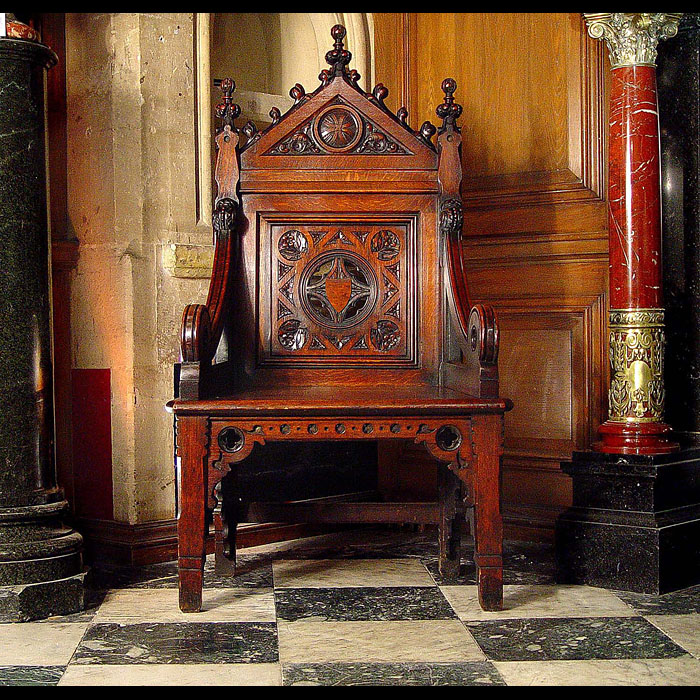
(471, 414, 504, 611)
(177, 415, 210, 612)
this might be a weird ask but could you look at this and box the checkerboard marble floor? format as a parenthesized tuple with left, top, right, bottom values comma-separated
(1, 527, 699, 686)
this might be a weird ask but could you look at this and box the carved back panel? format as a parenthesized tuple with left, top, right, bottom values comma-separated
(262, 217, 416, 366)
(228, 26, 444, 387)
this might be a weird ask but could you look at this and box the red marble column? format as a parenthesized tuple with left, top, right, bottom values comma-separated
(607, 66, 662, 312)
(584, 13, 682, 455)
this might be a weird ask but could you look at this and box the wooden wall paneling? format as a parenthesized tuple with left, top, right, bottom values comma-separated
(373, 13, 610, 540)
(407, 13, 607, 204)
(372, 13, 409, 115)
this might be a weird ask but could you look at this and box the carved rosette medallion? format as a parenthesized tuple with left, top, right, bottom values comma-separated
(278, 319, 308, 351)
(313, 105, 363, 152)
(584, 13, 682, 68)
(370, 320, 401, 351)
(370, 230, 401, 261)
(608, 308, 666, 422)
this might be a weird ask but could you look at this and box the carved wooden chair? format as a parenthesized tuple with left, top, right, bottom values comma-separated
(170, 25, 512, 612)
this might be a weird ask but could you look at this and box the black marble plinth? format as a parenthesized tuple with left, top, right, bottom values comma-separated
(0, 38, 85, 619)
(555, 449, 700, 594)
(0, 573, 86, 623)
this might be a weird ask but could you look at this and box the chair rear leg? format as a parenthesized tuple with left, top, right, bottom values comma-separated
(472, 414, 504, 611)
(177, 415, 209, 612)
(214, 473, 237, 576)
(438, 462, 462, 579)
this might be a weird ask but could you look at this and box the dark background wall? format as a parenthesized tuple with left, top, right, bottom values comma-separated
(658, 13, 700, 446)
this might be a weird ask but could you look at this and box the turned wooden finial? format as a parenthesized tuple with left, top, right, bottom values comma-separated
(436, 78, 462, 133)
(325, 24, 353, 76)
(215, 78, 241, 131)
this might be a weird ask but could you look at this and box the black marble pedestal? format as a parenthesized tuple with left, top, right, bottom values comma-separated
(0, 38, 85, 621)
(555, 449, 700, 594)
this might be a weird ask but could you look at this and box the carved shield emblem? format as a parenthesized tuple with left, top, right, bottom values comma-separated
(325, 277, 352, 313)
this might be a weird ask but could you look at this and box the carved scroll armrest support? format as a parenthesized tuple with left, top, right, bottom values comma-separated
(181, 303, 212, 364)
(441, 198, 500, 397)
(178, 198, 238, 365)
(464, 303, 500, 398)
(443, 205, 501, 398)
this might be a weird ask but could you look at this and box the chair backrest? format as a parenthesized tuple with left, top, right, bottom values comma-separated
(203, 25, 469, 391)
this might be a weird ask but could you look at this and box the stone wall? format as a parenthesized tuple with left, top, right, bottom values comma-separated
(65, 13, 210, 523)
(64, 12, 375, 526)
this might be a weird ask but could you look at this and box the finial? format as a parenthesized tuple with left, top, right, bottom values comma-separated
(372, 83, 389, 106)
(325, 24, 352, 76)
(397, 107, 409, 127)
(215, 78, 241, 131)
(419, 120, 437, 147)
(436, 78, 462, 133)
(290, 83, 307, 105)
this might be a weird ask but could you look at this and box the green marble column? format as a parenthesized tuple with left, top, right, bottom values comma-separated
(0, 36, 85, 621)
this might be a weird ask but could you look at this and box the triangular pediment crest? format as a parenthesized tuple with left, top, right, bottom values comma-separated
(237, 25, 438, 165)
(263, 95, 413, 157)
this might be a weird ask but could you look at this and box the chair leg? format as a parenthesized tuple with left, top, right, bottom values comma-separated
(177, 415, 209, 613)
(438, 462, 462, 579)
(472, 414, 504, 611)
(214, 474, 237, 576)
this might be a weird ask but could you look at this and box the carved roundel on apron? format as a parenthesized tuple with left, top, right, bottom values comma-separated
(312, 105, 363, 153)
(299, 251, 378, 329)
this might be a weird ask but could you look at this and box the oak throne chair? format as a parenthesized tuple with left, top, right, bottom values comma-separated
(170, 26, 511, 612)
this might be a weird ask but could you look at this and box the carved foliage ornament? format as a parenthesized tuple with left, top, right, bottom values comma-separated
(439, 198, 464, 238)
(584, 13, 682, 68)
(608, 309, 666, 422)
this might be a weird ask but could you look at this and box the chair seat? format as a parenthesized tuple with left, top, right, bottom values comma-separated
(170, 384, 510, 417)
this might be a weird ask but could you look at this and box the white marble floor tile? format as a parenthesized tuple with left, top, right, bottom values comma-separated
(92, 587, 276, 623)
(58, 663, 282, 685)
(0, 622, 89, 666)
(273, 558, 434, 588)
(494, 658, 700, 686)
(441, 584, 637, 621)
(277, 619, 485, 663)
(647, 615, 700, 658)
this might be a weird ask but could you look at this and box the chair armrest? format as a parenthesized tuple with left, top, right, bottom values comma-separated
(178, 79, 241, 399)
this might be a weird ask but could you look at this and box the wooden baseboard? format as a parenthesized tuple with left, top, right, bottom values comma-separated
(75, 500, 556, 568)
(503, 504, 560, 543)
(76, 492, 380, 567)
(76, 517, 332, 568)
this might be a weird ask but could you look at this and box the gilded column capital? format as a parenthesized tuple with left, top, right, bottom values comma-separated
(583, 12, 683, 68)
